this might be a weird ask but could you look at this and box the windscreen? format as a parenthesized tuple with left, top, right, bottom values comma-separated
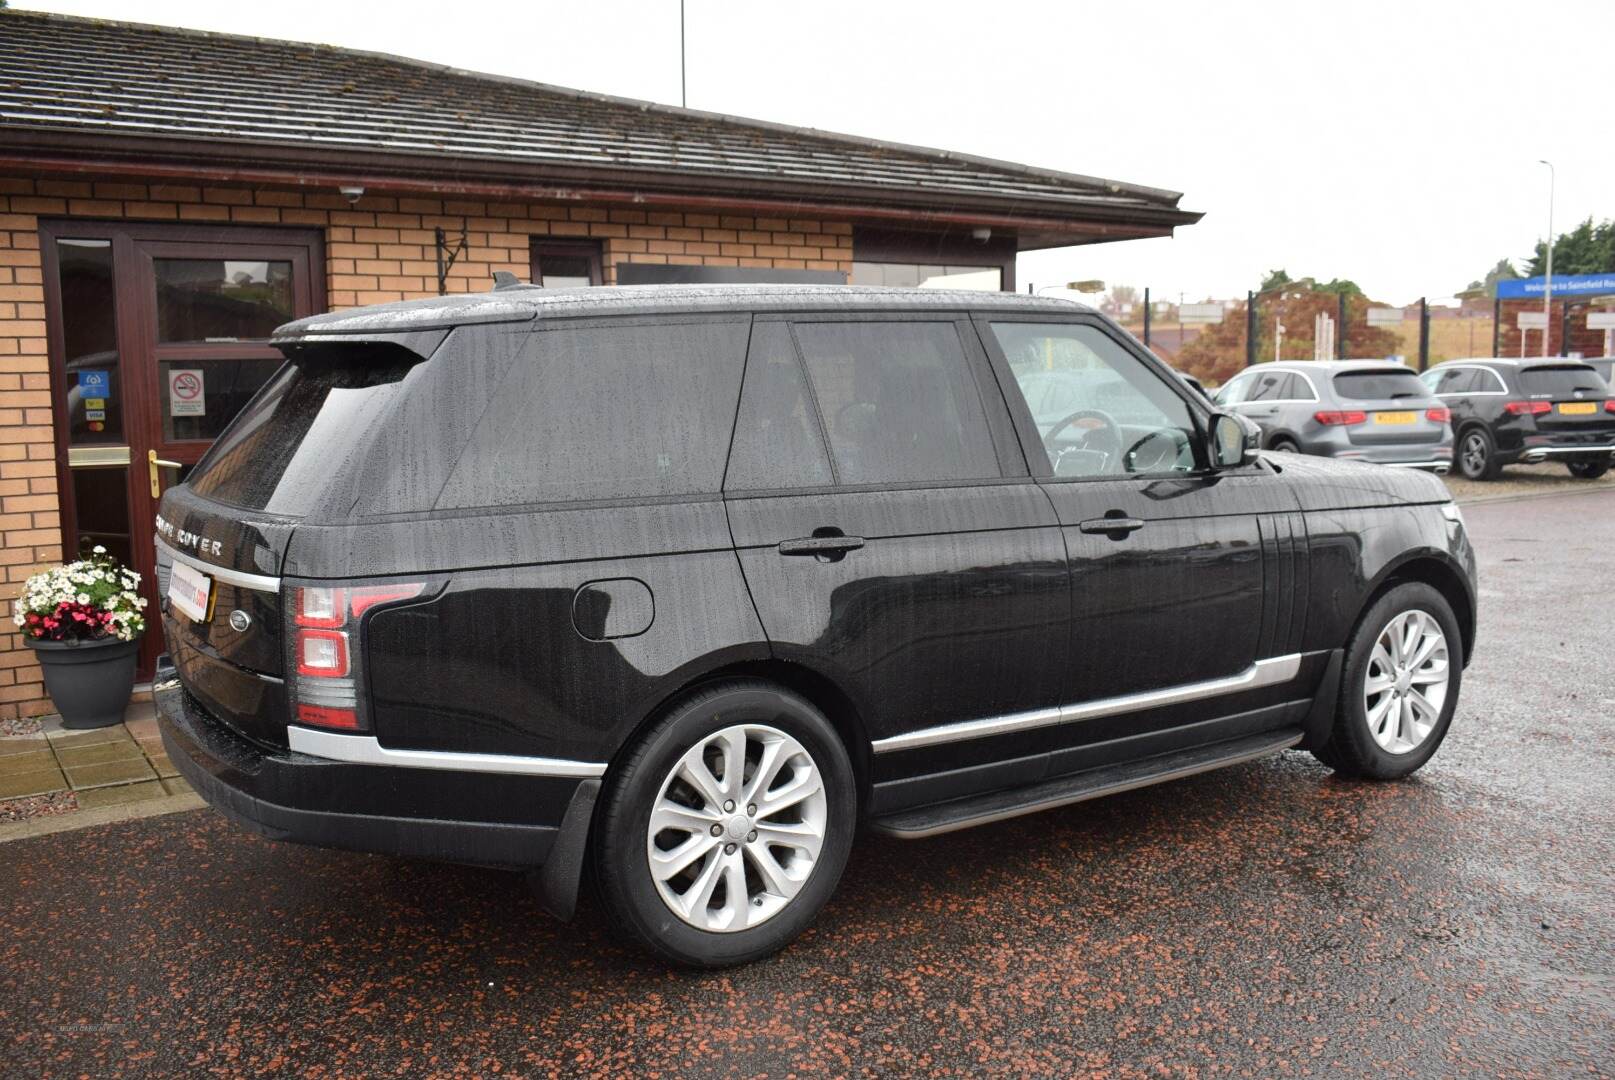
(1520, 365, 1605, 398)
(186, 350, 416, 515)
(1332, 369, 1428, 401)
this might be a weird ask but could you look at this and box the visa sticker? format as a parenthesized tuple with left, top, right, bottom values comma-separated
(85, 409, 106, 421)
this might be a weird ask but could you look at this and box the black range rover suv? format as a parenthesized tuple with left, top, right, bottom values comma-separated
(155, 286, 1477, 967)
(1420, 358, 1615, 480)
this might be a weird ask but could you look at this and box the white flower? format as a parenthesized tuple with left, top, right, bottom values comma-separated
(92, 545, 107, 554)
(75, 593, 91, 605)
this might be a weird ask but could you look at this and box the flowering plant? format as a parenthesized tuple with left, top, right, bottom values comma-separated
(13, 546, 147, 643)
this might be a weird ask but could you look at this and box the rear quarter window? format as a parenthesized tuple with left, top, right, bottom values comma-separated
(435, 318, 748, 508)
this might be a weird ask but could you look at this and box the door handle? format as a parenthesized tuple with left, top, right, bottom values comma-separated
(147, 449, 182, 498)
(778, 535, 865, 559)
(1079, 516, 1145, 537)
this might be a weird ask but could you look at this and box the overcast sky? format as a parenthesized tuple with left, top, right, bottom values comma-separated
(15, 0, 1614, 304)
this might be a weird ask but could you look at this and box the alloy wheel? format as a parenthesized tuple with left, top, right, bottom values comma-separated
(1362, 609, 1450, 754)
(1460, 432, 1488, 477)
(646, 723, 828, 932)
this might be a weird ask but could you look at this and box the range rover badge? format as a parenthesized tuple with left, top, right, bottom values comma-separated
(228, 610, 252, 633)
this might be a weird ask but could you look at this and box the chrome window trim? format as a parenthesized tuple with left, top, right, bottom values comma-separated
(871, 653, 1303, 753)
(154, 535, 281, 594)
(287, 726, 608, 778)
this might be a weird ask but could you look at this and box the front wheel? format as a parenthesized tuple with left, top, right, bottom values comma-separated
(1313, 582, 1463, 780)
(1268, 436, 1300, 454)
(593, 680, 856, 968)
(1567, 459, 1610, 480)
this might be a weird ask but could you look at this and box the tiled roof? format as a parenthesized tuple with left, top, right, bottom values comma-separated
(0, 11, 1198, 231)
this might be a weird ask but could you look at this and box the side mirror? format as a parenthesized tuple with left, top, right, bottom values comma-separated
(1208, 412, 1252, 469)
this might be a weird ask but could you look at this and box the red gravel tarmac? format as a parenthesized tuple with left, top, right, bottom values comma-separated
(1, 491, 1611, 1078)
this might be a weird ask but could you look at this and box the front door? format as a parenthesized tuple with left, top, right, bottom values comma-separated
(975, 315, 1303, 759)
(42, 222, 323, 676)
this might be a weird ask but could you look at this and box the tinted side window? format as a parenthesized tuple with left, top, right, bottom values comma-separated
(437, 319, 747, 508)
(725, 322, 833, 491)
(1287, 373, 1318, 401)
(1246, 371, 1289, 401)
(793, 321, 1000, 485)
(1215, 372, 1253, 405)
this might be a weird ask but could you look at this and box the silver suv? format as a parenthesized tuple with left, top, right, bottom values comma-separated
(1214, 360, 1453, 472)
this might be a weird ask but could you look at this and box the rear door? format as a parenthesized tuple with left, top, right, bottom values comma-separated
(724, 315, 1069, 812)
(976, 314, 1306, 767)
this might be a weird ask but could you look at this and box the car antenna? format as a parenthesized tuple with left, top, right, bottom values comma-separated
(491, 271, 523, 291)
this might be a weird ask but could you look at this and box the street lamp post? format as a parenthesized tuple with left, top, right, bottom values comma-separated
(1539, 159, 1554, 358)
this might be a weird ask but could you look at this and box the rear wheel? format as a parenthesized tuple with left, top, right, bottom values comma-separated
(1457, 427, 1500, 481)
(1567, 459, 1610, 480)
(594, 680, 856, 968)
(1314, 582, 1462, 780)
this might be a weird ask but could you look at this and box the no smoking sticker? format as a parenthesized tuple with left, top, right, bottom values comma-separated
(169, 369, 206, 417)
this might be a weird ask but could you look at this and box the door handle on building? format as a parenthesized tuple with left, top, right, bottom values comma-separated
(147, 449, 182, 498)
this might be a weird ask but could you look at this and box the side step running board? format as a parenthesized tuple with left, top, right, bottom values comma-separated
(869, 728, 1304, 839)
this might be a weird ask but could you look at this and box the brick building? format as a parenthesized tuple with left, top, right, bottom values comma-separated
(0, 10, 1202, 705)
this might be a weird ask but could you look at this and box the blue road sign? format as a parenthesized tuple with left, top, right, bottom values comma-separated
(1496, 273, 1615, 299)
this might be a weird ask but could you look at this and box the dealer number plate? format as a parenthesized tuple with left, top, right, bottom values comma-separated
(1374, 411, 1416, 425)
(1558, 401, 1597, 415)
(167, 561, 213, 623)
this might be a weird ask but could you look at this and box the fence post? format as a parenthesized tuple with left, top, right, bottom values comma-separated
(1492, 297, 1500, 356)
(1337, 292, 1348, 359)
(1245, 290, 1256, 368)
(1418, 297, 1430, 372)
(1143, 287, 1151, 347)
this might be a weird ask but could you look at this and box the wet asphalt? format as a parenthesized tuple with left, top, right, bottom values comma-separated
(1, 490, 1611, 1078)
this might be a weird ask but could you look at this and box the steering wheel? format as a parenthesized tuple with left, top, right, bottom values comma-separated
(1122, 429, 1184, 473)
(1043, 409, 1123, 473)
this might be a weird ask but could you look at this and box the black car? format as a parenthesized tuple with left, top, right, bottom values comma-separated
(155, 285, 1477, 967)
(1421, 358, 1615, 480)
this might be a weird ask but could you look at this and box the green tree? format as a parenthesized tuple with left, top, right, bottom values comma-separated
(1465, 258, 1518, 297)
(1259, 269, 1293, 292)
(1525, 218, 1615, 276)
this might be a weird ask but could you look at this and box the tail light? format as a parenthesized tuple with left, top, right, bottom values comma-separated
(1424, 407, 1451, 423)
(1504, 401, 1551, 416)
(1314, 410, 1367, 426)
(291, 582, 425, 731)
(1606, 400, 1615, 413)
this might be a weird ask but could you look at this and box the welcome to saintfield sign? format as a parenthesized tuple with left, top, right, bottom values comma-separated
(1496, 274, 1615, 299)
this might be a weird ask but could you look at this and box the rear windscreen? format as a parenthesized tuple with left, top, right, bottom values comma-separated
(186, 351, 416, 515)
(1520, 365, 1605, 398)
(1332, 370, 1428, 401)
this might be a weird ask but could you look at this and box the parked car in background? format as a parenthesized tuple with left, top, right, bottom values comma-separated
(1420, 358, 1615, 480)
(1214, 360, 1453, 472)
(154, 286, 1477, 967)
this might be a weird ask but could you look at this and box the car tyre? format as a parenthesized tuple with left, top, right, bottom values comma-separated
(1268, 436, 1300, 453)
(1314, 582, 1463, 780)
(593, 679, 856, 968)
(1456, 427, 1501, 480)
(1566, 459, 1610, 480)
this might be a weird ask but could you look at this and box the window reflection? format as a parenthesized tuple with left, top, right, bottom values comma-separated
(155, 259, 293, 343)
(850, 262, 1003, 291)
(57, 238, 123, 444)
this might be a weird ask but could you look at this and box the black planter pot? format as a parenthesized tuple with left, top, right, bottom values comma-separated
(25, 635, 140, 729)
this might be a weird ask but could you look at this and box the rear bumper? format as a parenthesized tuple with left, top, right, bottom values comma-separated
(156, 679, 588, 870)
(1513, 442, 1615, 464)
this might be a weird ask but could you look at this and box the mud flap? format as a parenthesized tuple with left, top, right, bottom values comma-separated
(1299, 649, 1344, 751)
(528, 777, 600, 921)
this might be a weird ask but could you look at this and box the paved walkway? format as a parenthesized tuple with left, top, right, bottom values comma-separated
(0, 695, 193, 820)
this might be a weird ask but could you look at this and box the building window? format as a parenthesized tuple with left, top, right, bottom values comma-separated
(851, 262, 1003, 291)
(530, 240, 603, 288)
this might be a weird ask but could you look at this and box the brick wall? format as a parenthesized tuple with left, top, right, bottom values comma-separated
(0, 170, 855, 719)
